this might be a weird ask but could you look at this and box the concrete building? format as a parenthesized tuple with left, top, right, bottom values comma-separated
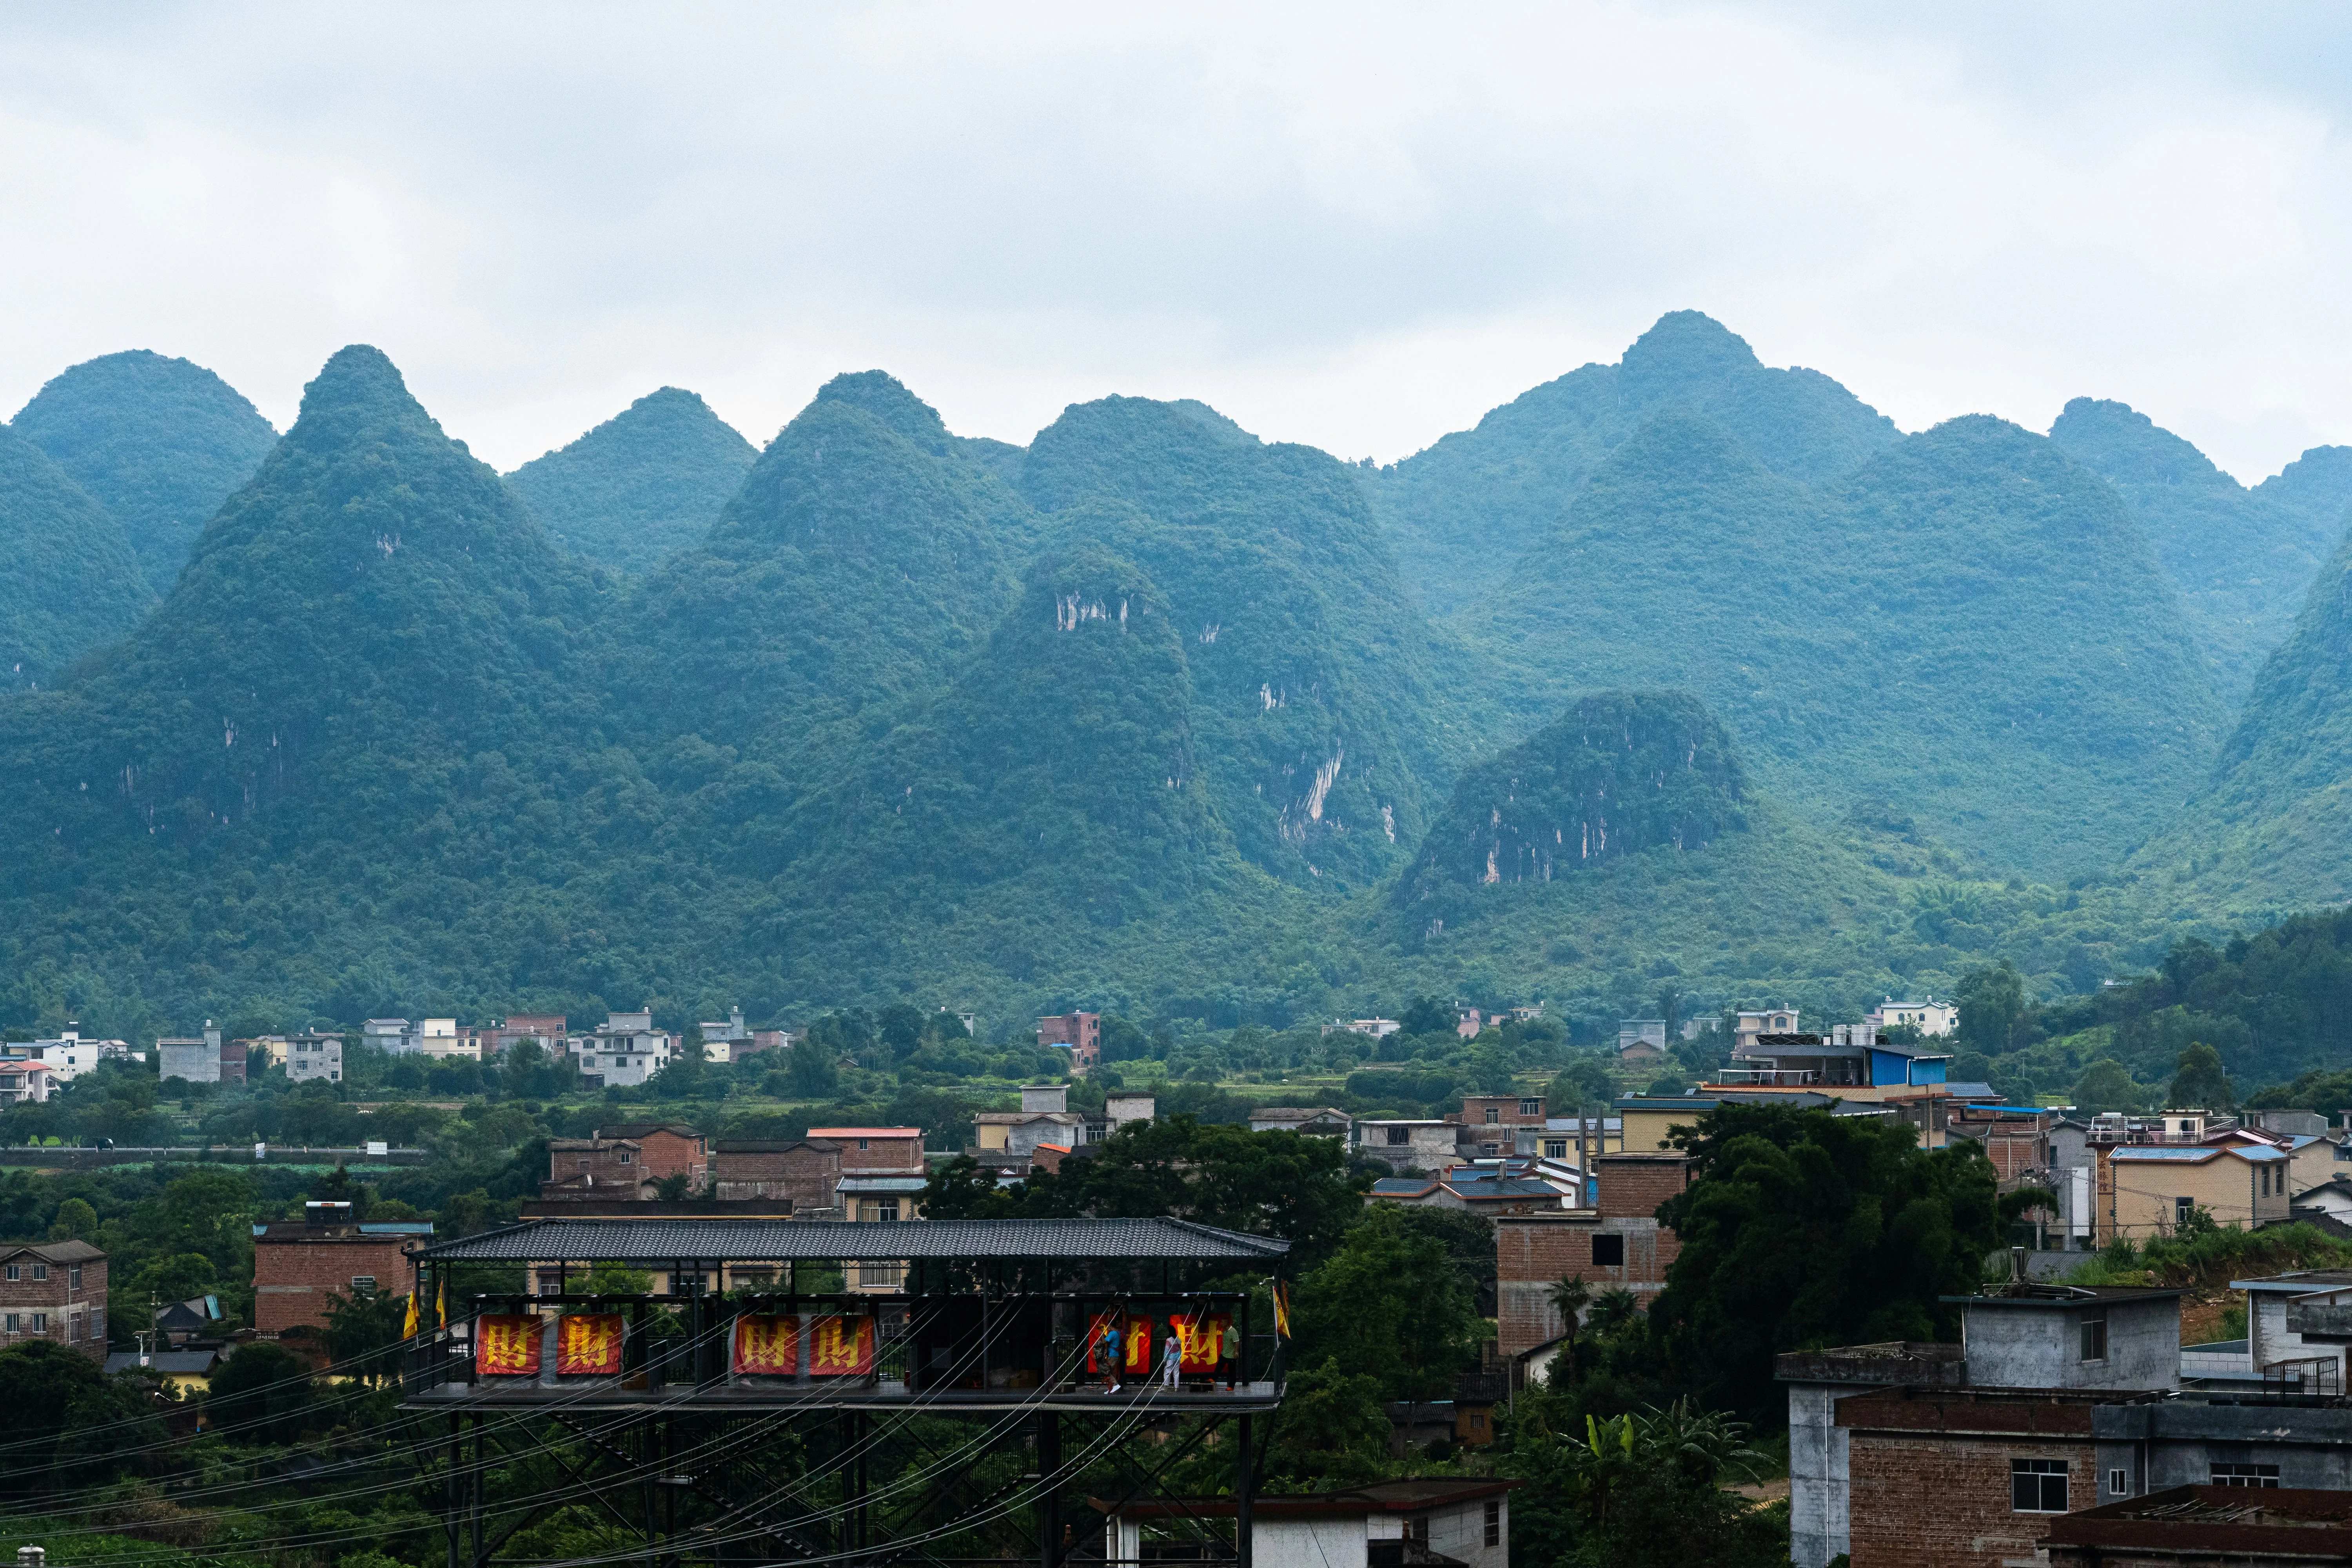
(1866, 996, 1959, 1037)
(2099, 1143, 2294, 1240)
(542, 1138, 660, 1201)
(362, 1018, 414, 1054)
(1733, 1007, 1801, 1054)
(0, 1059, 52, 1105)
(1369, 1171, 1566, 1217)
(1248, 1107, 1352, 1136)
(1102, 1479, 1517, 1568)
(1456, 1095, 1547, 1159)
(1104, 1093, 1156, 1134)
(1330, 1018, 1401, 1039)
(973, 1084, 1087, 1158)
(1955, 1285, 2184, 1393)
(1495, 1152, 1691, 1358)
(1780, 1343, 1969, 1567)
(251, 1202, 430, 1336)
(481, 1015, 567, 1059)
(1353, 1118, 1466, 1175)
(157, 1022, 224, 1084)
(13, 1029, 136, 1084)
(0, 1240, 106, 1360)
(2096, 1399, 2352, 1495)
(284, 1031, 343, 1084)
(569, 1012, 673, 1087)
(1615, 1019, 1668, 1058)
(414, 1019, 470, 1059)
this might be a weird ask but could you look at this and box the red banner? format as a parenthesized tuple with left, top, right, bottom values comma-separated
(732, 1315, 802, 1376)
(476, 1315, 541, 1377)
(556, 1314, 624, 1376)
(807, 1315, 875, 1377)
(1172, 1314, 1232, 1374)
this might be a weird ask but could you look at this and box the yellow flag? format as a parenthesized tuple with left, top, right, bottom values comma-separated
(402, 1291, 419, 1339)
(1272, 1281, 1291, 1339)
(437, 1273, 447, 1328)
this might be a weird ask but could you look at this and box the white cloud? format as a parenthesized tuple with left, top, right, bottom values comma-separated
(0, 1, 2346, 483)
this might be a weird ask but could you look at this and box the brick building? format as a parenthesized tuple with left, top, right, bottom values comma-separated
(252, 1202, 431, 1336)
(1037, 1012, 1100, 1069)
(2047, 1485, 2352, 1566)
(0, 1240, 106, 1360)
(710, 1139, 841, 1207)
(595, 1123, 709, 1187)
(807, 1127, 925, 1175)
(543, 1138, 660, 1200)
(1838, 1386, 2163, 1568)
(1495, 1151, 1690, 1357)
(1455, 1095, 1547, 1158)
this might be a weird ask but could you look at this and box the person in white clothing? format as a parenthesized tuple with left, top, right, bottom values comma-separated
(1160, 1329, 1181, 1389)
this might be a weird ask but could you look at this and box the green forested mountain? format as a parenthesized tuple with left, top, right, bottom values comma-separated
(2048, 397, 2352, 699)
(2132, 520, 2352, 917)
(0, 345, 650, 1031)
(1465, 409, 2225, 879)
(1373, 311, 1900, 604)
(1017, 395, 1457, 887)
(504, 387, 756, 575)
(10, 349, 278, 596)
(0, 423, 154, 689)
(612, 372, 1038, 776)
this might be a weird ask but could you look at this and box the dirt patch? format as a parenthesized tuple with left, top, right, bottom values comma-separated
(1731, 1478, 1791, 1503)
(2181, 1288, 2240, 1345)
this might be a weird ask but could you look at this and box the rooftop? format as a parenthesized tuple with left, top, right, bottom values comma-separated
(2047, 1485, 2352, 1556)
(2111, 1143, 2288, 1163)
(806, 1127, 923, 1140)
(1944, 1285, 2185, 1307)
(1096, 1479, 1521, 1520)
(408, 1216, 1291, 1263)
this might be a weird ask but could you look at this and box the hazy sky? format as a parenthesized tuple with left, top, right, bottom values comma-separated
(3, 3, 2347, 481)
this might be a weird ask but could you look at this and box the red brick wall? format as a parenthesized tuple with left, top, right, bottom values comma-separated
(0, 1254, 107, 1361)
(712, 1143, 840, 1205)
(550, 1142, 649, 1192)
(634, 1130, 706, 1184)
(1594, 1154, 1690, 1221)
(1460, 1096, 1546, 1128)
(254, 1236, 416, 1335)
(1847, 1430, 2098, 1568)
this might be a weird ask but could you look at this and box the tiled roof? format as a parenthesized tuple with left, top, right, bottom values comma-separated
(2112, 1144, 2287, 1163)
(806, 1127, 923, 1139)
(409, 1216, 1290, 1263)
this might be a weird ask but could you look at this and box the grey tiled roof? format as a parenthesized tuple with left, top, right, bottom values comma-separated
(408, 1216, 1290, 1263)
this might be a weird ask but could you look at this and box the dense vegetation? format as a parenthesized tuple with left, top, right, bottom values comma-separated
(504, 386, 755, 575)
(0, 425, 152, 688)
(10, 349, 278, 596)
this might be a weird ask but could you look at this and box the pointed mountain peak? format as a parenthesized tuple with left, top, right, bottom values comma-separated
(287, 345, 439, 452)
(813, 370, 953, 455)
(1619, 310, 1763, 390)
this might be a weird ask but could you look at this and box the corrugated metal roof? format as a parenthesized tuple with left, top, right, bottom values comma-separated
(409, 1216, 1291, 1262)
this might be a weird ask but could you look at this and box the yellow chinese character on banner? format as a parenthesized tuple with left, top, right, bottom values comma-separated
(557, 1314, 624, 1376)
(808, 1315, 875, 1376)
(475, 1315, 541, 1377)
(732, 1315, 801, 1376)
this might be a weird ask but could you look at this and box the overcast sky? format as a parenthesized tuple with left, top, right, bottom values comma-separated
(3, 2, 2347, 481)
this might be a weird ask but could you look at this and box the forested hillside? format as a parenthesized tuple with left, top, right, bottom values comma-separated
(505, 387, 756, 574)
(0, 423, 153, 688)
(2049, 396, 2352, 699)
(1372, 311, 1899, 604)
(1467, 409, 2224, 878)
(10, 349, 278, 596)
(2, 318, 2351, 1043)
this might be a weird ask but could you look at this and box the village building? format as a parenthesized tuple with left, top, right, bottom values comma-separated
(1100, 1479, 1518, 1568)
(1037, 1011, 1101, 1070)
(0, 1240, 106, 1360)
(710, 1139, 841, 1207)
(251, 1201, 430, 1336)
(1495, 1151, 1692, 1359)
(1247, 1106, 1352, 1136)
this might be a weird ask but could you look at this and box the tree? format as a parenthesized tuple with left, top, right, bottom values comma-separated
(786, 1044, 839, 1098)
(204, 1341, 319, 1445)
(47, 1197, 96, 1241)
(1291, 1205, 1479, 1401)
(1267, 1357, 1391, 1487)
(0, 1340, 160, 1492)
(2072, 1058, 2152, 1114)
(1399, 996, 1455, 1038)
(1955, 960, 2028, 1054)
(1648, 1103, 2021, 1419)
(2168, 1043, 2234, 1110)
(1548, 1274, 1593, 1383)
(320, 1285, 408, 1385)
(1552, 1055, 1616, 1112)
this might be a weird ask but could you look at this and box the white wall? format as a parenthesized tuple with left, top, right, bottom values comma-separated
(1256, 1520, 1367, 1568)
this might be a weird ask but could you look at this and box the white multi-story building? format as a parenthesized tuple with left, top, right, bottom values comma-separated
(15, 1029, 138, 1084)
(362, 1019, 415, 1054)
(415, 1018, 479, 1059)
(0, 1060, 53, 1104)
(1864, 996, 1959, 1037)
(569, 1011, 673, 1087)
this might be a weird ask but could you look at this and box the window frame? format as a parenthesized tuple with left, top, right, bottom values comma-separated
(2212, 1463, 2281, 1488)
(1591, 1234, 1626, 1267)
(1483, 1501, 1501, 1548)
(2108, 1468, 2128, 1496)
(2080, 1308, 2109, 1363)
(2011, 1458, 2069, 1514)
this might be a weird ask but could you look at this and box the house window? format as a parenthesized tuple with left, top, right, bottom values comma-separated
(3, 1265, 16, 1282)
(858, 1139, 871, 1151)
(30, 1313, 46, 1332)
(2109, 1468, 2128, 1495)
(1481, 1143, 1500, 1157)
(3, 1314, 16, 1332)
(67, 1265, 79, 1289)
(2213, 1464, 2281, 1488)
(67, 1314, 79, 1343)
(617, 1153, 632, 1165)
(1483, 1501, 1501, 1547)
(1592, 1234, 1625, 1267)
(2080, 1309, 2108, 1362)
(1484, 1107, 1501, 1125)
(1405, 1519, 1427, 1545)
(2011, 1459, 2069, 1512)
(1387, 1127, 1411, 1146)
(1519, 1098, 1540, 1116)
(1466, 1409, 1486, 1433)
(2176, 1195, 2196, 1227)
(351, 1275, 377, 1294)
(30, 1263, 47, 1281)
(1545, 1140, 1567, 1158)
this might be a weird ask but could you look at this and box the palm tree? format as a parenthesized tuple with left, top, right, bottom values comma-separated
(1585, 1287, 1641, 1339)
(1548, 1274, 1593, 1384)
